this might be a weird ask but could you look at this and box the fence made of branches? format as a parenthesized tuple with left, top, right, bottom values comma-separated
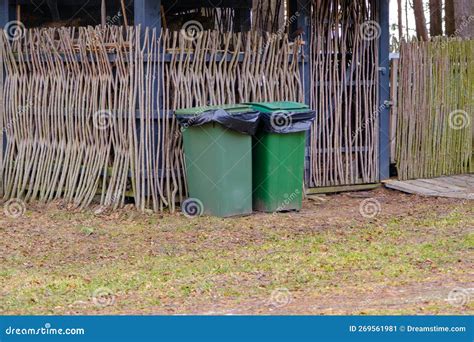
(0, 26, 303, 212)
(308, 0, 380, 187)
(395, 39, 473, 180)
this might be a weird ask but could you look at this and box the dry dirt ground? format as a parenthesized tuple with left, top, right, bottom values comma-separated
(0, 187, 473, 315)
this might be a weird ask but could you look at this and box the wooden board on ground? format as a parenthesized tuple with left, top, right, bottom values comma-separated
(306, 183, 380, 195)
(383, 174, 474, 199)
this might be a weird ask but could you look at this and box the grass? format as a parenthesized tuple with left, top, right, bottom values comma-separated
(0, 189, 473, 315)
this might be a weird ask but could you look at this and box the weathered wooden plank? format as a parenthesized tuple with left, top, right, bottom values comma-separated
(403, 180, 449, 193)
(450, 175, 474, 185)
(305, 183, 380, 195)
(438, 191, 474, 200)
(417, 178, 466, 191)
(436, 176, 473, 188)
(414, 179, 465, 193)
(384, 174, 473, 199)
(384, 181, 439, 196)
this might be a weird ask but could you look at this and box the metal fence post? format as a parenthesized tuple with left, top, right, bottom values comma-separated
(134, 0, 161, 31)
(378, 0, 391, 181)
(289, 0, 312, 187)
(1, 0, 15, 28)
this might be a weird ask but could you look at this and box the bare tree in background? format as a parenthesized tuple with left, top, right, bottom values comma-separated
(429, 0, 443, 36)
(398, 0, 403, 40)
(445, 0, 456, 35)
(453, 0, 474, 38)
(413, 0, 429, 40)
(397, 0, 473, 40)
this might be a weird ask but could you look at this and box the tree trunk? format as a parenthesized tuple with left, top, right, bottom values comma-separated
(405, 0, 410, 38)
(397, 0, 403, 40)
(429, 0, 442, 36)
(413, 0, 429, 40)
(453, 0, 474, 38)
(101, 0, 106, 26)
(445, 0, 456, 35)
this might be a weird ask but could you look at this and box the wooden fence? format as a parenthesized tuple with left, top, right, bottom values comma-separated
(308, 0, 380, 188)
(0, 26, 303, 212)
(2, 23, 470, 213)
(395, 39, 473, 180)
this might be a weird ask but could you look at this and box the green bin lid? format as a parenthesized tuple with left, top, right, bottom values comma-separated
(244, 101, 309, 112)
(175, 104, 253, 115)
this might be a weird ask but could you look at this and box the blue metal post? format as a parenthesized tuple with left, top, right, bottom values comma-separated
(0, 0, 8, 28)
(378, 0, 391, 181)
(1, 0, 15, 27)
(290, 0, 312, 186)
(296, 0, 311, 107)
(134, 0, 163, 187)
(133, 0, 162, 107)
(1, 0, 15, 183)
(134, 0, 161, 31)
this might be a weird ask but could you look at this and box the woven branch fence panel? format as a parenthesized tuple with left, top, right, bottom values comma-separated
(395, 39, 473, 180)
(0, 26, 303, 212)
(308, 0, 380, 187)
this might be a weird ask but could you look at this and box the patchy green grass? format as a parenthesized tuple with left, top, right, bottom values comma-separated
(0, 189, 473, 314)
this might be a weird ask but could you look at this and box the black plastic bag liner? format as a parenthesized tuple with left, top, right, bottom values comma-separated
(259, 110, 316, 133)
(176, 109, 261, 135)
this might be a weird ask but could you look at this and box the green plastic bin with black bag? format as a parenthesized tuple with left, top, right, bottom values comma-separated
(244, 101, 316, 212)
(175, 105, 259, 218)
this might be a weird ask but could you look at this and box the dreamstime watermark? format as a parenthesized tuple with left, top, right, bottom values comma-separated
(359, 20, 381, 41)
(177, 107, 208, 138)
(4, 20, 26, 41)
(270, 111, 292, 132)
(351, 102, 388, 139)
(181, 198, 204, 218)
(274, 188, 301, 213)
(257, 12, 301, 55)
(358, 198, 381, 218)
(5, 323, 85, 336)
(181, 20, 204, 41)
(92, 287, 115, 307)
(92, 110, 114, 130)
(106, 11, 123, 26)
(440, 15, 474, 48)
(3, 198, 26, 218)
(269, 288, 292, 308)
(448, 110, 471, 130)
(447, 287, 473, 307)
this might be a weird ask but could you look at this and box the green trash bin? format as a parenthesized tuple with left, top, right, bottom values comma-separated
(175, 105, 258, 218)
(245, 101, 316, 212)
